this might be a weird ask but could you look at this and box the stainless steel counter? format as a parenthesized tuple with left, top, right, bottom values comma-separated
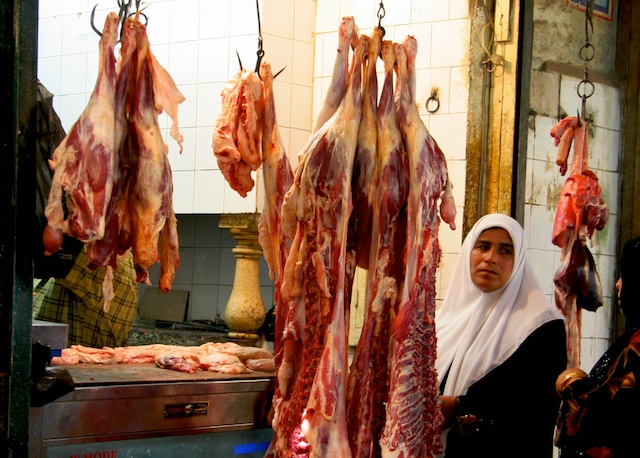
(29, 363, 275, 457)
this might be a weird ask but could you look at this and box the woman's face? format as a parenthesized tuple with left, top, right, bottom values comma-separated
(616, 277, 622, 307)
(470, 228, 515, 293)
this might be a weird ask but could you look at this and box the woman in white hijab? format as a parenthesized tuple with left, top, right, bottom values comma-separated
(435, 213, 566, 458)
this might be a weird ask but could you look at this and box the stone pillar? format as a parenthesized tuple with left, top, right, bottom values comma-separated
(219, 213, 265, 342)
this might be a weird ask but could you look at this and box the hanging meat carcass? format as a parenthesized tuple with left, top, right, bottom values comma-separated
(43, 12, 120, 255)
(272, 33, 369, 458)
(213, 65, 265, 197)
(127, 16, 183, 287)
(346, 37, 409, 458)
(380, 38, 456, 458)
(550, 116, 608, 367)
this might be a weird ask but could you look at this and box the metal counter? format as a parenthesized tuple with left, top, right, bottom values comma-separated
(29, 364, 275, 457)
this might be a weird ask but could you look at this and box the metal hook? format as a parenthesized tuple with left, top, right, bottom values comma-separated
(254, 0, 265, 75)
(377, 2, 386, 38)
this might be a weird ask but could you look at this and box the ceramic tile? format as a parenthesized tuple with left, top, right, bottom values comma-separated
(530, 70, 560, 118)
(530, 158, 556, 207)
(294, 0, 317, 43)
(38, 57, 62, 97)
(258, 34, 293, 85)
(320, 31, 340, 78)
(218, 248, 236, 285)
(524, 158, 534, 204)
(580, 338, 596, 372)
(528, 249, 556, 296)
(415, 68, 450, 115)
(261, 286, 276, 310)
(263, 0, 295, 39)
(431, 20, 469, 68)
(587, 125, 604, 171)
(216, 285, 233, 321)
(169, 0, 200, 43)
(195, 214, 221, 247)
(428, 113, 467, 160)
(528, 204, 556, 250)
(450, 0, 469, 19)
(172, 171, 195, 214)
(193, 247, 221, 285)
(169, 126, 196, 170)
(40, 0, 64, 18)
(174, 84, 197, 129)
(198, 38, 230, 84)
(146, 1, 172, 46)
(259, 256, 273, 286)
(195, 126, 217, 171)
(313, 33, 324, 78)
(274, 79, 292, 128)
(289, 128, 311, 166)
(176, 214, 197, 247)
(60, 54, 88, 95)
(229, 0, 263, 36)
(594, 300, 613, 339)
(312, 76, 329, 121)
(198, 0, 231, 40)
(601, 128, 621, 172)
(62, 0, 89, 15)
(194, 170, 224, 214)
(289, 84, 313, 130)
(438, 217, 463, 255)
(412, 0, 450, 23)
(61, 11, 89, 55)
(190, 284, 220, 321)
(397, 23, 432, 71)
(223, 182, 258, 213)
(315, 0, 342, 34)
(449, 66, 469, 114)
(438, 252, 460, 300)
(559, 75, 581, 118)
(57, 93, 87, 131)
(581, 309, 596, 340)
(84, 51, 98, 93)
(602, 84, 621, 131)
(532, 115, 557, 162)
(174, 247, 195, 284)
(446, 159, 466, 205)
(292, 40, 314, 87)
(227, 35, 260, 79)
(220, 226, 236, 248)
(38, 16, 63, 59)
(202, 81, 226, 125)
(599, 170, 619, 216)
(168, 41, 199, 85)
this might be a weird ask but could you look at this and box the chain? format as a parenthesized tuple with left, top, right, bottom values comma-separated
(577, 0, 595, 119)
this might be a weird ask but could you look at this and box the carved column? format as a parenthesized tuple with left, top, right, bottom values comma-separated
(219, 213, 265, 341)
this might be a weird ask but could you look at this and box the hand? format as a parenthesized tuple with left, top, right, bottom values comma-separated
(439, 395, 457, 426)
(555, 367, 588, 396)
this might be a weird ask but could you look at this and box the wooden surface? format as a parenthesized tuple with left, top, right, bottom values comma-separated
(59, 363, 275, 386)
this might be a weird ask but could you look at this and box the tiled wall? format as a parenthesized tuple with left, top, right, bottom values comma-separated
(526, 70, 621, 371)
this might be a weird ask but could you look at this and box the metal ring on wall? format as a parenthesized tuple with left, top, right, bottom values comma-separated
(426, 89, 440, 113)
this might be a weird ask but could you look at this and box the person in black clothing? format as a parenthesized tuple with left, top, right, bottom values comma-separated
(435, 214, 567, 457)
(555, 235, 640, 458)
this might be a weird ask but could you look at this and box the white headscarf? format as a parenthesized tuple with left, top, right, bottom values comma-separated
(435, 213, 563, 397)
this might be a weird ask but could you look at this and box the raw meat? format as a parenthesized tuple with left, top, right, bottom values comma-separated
(128, 18, 182, 286)
(273, 33, 369, 458)
(380, 38, 453, 458)
(43, 12, 120, 253)
(213, 67, 265, 197)
(347, 36, 408, 458)
(550, 117, 608, 367)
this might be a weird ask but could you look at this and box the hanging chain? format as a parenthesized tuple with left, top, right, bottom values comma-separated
(577, 0, 595, 120)
(377, 2, 386, 37)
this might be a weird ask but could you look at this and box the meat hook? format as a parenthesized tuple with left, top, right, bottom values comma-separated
(90, 0, 147, 41)
(377, 1, 386, 38)
(254, 0, 266, 76)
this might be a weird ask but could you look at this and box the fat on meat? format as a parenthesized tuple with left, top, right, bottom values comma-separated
(380, 38, 454, 458)
(312, 16, 359, 134)
(213, 68, 265, 197)
(128, 18, 182, 286)
(347, 38, 409, 458)
(43, 12, 120, 253)
(271, 33, 369, 458)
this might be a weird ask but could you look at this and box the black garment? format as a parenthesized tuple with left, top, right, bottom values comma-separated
(444, 319, 567, 458)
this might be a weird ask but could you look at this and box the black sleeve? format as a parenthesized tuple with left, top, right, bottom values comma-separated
(446, 319, 567, 458)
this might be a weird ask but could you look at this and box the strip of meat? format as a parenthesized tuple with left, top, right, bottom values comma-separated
(312, 16, 359, 134)
(43, 12, 120, 252)
(380, 39, 452, 458)
(347, 37, 409, 458)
